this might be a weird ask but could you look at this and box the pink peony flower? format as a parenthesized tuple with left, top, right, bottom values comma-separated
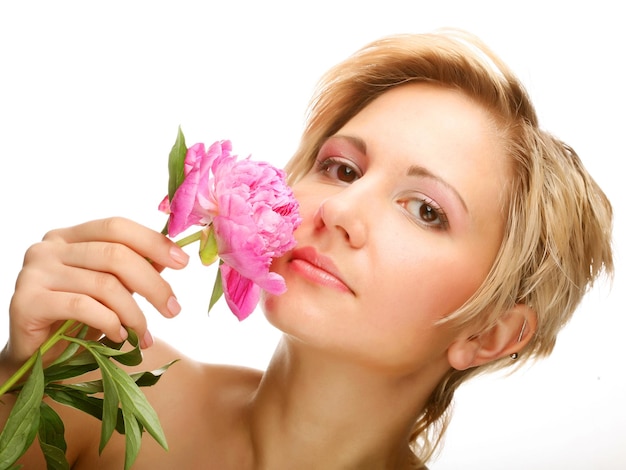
(160, 138, 301, 320)
(210, 156, 301, 319)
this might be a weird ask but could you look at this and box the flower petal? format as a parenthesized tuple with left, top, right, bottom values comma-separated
(165, 141, 233, 237)
(220, 264, 260, 321)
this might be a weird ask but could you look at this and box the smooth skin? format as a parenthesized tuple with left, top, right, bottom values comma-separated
(1, 83, 536, 469)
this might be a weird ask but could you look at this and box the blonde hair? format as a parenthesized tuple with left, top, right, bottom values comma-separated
(285, 30, 614, 462)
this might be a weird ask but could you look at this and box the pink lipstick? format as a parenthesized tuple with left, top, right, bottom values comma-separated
(289, 247, 353, 294)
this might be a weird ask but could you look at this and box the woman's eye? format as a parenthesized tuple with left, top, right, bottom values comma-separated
(317, 158, 361, 183)
(402, 198, 449, 229)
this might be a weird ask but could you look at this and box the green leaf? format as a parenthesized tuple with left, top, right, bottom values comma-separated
(48, 323, 90, 367)
(96, 358, 167, 449)
(37, 441, 69, 470)
(208, 261, 224, 314)
(54, 329, 141, 369)
(88, 344, 142, 367)
(90, 353, 168, 467)
(130, 360, 179, 388)
(38, 402, 70, 470)
(162, 126, 188, 235)
(45, 387, 124, 434)
(199, 226, 219, 266)
(0, 352, 45, 469)
(117, 328, 139, 350)
(98, 335, 126, 351)
(50, 349, 98, 368)
(43, 350, 99, 383)
(121, 410, 142, 470)
(54, 379, 104, 395)
(167, 126, 188, 202)
(56, 359, 178, 394)
(38, 402, 66, 452)
(97, 359, 121, 454)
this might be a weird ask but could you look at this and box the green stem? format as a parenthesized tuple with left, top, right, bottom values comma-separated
(174, 229, 203, 248)
(0, 319, 77, 397)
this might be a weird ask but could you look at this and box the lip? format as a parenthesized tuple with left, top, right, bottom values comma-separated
(289, 246, 353, 294)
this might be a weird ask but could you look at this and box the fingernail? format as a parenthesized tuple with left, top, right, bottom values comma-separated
(170, 246, 189, 266)
(119, 326, 129, 341)
(167, 296, 181, 317)
(141, 329, 154, 349)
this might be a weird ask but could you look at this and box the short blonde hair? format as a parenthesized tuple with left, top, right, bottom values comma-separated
(285, 30, 614, 462)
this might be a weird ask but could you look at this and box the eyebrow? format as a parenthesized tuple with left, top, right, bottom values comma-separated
(407, 165, 468, 213)
(332, 134, 367, 154)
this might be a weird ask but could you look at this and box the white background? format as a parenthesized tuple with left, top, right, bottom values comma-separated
(1, 1, 624, 468)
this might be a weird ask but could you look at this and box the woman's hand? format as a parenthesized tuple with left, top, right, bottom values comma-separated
(4, 217, 189, 366)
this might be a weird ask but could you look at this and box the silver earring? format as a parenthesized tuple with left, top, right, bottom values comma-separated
(510, 319, 527, 360)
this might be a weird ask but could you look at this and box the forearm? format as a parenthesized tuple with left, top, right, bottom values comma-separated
(0, 341, 23, 390)
(0, 342, 20, 431)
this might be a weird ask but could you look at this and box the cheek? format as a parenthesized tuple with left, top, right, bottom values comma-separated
(292, 176, 332, 215)
(288, 188, 323, 242)
(368, 244, 488, 326)
(431, 257, 487, 315)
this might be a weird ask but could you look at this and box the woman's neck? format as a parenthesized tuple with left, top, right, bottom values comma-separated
(244, 336, 447, 469)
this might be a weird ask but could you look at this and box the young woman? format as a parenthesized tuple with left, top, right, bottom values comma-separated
(0, 30, 613, 469)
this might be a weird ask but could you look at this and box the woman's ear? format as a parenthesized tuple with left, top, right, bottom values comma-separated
(447, 304, 537, 371)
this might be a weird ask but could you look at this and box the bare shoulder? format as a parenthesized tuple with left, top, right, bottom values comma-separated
(137, 336, 263, 407)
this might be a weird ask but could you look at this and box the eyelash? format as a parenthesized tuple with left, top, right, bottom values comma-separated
(315, 157, 361, 183)
(399, 196, 449, 230)
(314, 156, 449, 230)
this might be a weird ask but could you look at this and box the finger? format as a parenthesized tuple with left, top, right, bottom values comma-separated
(13, 262, 143, 339)
(44, 217, 189, 270)
(9, 286, 129, 363)
(58, 267, 150, 339)
(57, 241, 181, 320)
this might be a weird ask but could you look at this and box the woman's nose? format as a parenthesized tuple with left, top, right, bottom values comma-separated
(313, 186, 368, 248)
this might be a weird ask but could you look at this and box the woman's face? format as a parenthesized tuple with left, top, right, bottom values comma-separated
(264, 83, 512, 374)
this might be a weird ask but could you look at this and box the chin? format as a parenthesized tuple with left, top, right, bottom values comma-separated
(259, 286, 316, 343)
(259, 289, 285, 329)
